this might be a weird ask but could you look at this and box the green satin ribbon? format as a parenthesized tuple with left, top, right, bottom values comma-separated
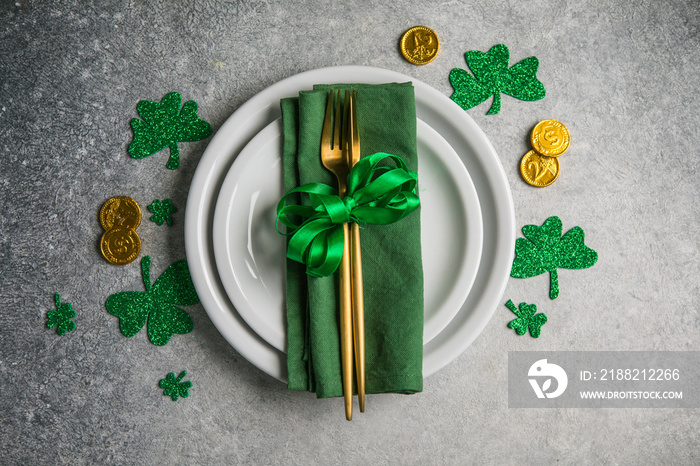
(276, 152, 420, 277)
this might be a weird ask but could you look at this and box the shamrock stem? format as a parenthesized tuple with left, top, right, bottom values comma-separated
(505, 299, 518, 315)
(141, 256, 152, 292)
(487, 93, 501, 115)
(549, 270, 559, 299)
(166, 144, 180, 169)
(176, 371, 187, 382)
(55, 293, 61, 309)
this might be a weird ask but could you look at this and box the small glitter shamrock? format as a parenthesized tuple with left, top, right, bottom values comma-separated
(46, 293, 76, 335)
(505, 299, 547, 338)
(511, 216, 598, 299)
(128, 92, 212, 169)
(449, 44, 545, 115)
(147, 198, 177, 226)
(159, 371, 192, 401)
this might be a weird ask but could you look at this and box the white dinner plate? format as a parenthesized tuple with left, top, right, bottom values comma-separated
(185, 66, 515, 381)
(212, 118, 483, 351)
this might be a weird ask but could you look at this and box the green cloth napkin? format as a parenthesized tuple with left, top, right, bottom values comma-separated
(281, 82, 423, 398)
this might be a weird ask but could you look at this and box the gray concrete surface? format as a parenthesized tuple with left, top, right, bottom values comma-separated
(1, 0, 699, 464)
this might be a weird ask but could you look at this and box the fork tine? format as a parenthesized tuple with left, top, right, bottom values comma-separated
(351, 89, 360, 164)
(343, 89, 350, 156)
(334, 89, 341, 149)
(322, 89, 333, 149)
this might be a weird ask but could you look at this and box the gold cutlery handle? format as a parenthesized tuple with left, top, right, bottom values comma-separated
(338, 175, 353, 421)
(350, 222, 365, 412)
(339, 221, 353, 421)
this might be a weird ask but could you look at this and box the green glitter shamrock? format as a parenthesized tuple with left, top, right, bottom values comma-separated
(106, 256, 199, 346)
(511, 216, 598, 299)
(128, 92, 212, 170)
(505, 299, 547, 338)
(449, 44, 545, 115)
(159, 370, 192, 401)
(147, 198, 177, 226)
(46, 293, 76, 335)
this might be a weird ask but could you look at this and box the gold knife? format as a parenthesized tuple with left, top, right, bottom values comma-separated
(347, 89, 365, 412)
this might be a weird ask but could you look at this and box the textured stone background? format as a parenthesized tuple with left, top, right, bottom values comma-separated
(1, 0, 699, 464)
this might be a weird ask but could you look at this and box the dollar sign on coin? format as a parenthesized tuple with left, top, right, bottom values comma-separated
(99, 196, 142, 265)
(520, 150, 560, 187)
(101, 226, 142, 265)
(530, 119, 570, 157)
(400, 26, 440, 65)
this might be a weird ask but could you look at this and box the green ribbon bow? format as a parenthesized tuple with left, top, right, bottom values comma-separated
(276, 152, 420, 277)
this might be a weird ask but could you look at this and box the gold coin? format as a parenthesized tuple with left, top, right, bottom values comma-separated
(101, 226, 141, 265)
(520, 150, 560, 187)
(100, 196, 141, 230)
(530, 119, 570, 157)
(400, 26, 439, 65)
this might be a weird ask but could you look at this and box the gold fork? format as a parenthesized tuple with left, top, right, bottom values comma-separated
(320, 89, 354, 421)
(346, 89, 365, 413)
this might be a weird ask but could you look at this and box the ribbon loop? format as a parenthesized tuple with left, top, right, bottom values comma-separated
(276, 152, 420, 277)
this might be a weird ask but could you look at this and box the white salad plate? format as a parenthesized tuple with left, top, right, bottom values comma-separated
(185, 65, 515, 381)
(211, 118, 483, 352)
